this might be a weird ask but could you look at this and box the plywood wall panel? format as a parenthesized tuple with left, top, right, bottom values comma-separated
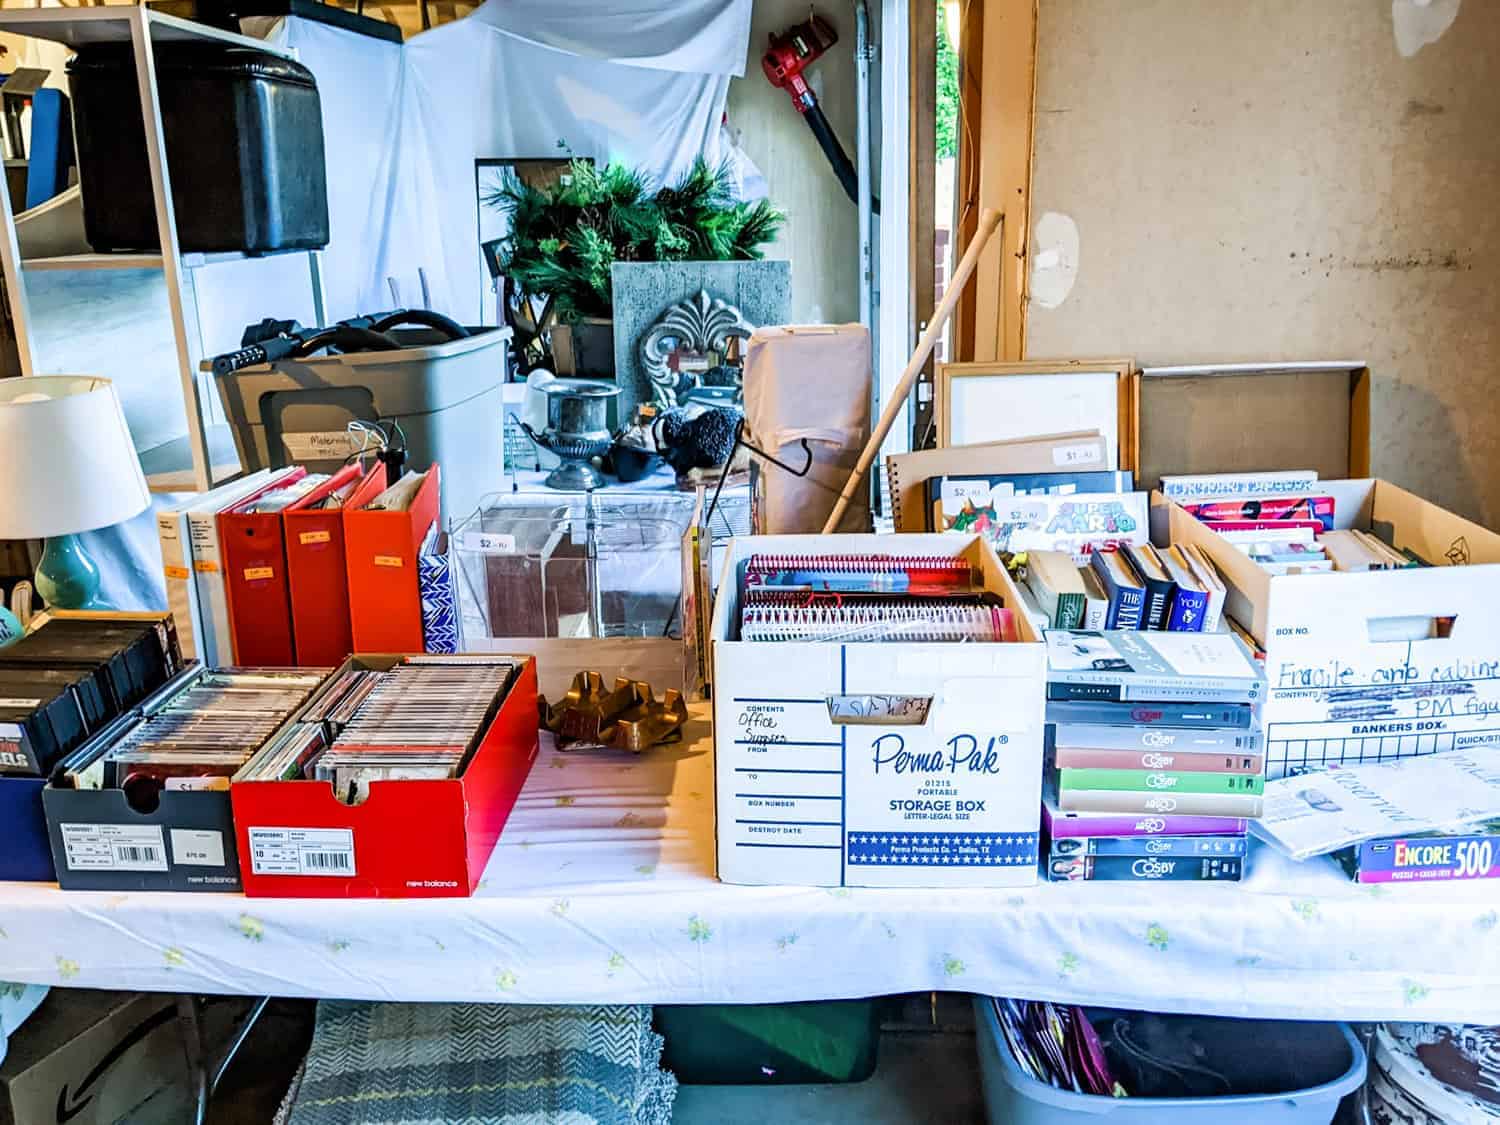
(1026, 0, 1500, 524)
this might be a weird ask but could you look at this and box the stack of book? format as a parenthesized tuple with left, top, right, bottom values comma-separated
(1041, 630, 1266, 883)
(1023, 543, 1226, 634)
(1165, 470, 1341, 574)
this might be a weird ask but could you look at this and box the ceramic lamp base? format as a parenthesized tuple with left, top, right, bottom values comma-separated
(35, 534, 105, 610)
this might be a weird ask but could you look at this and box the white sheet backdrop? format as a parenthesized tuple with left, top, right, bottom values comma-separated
(75, 0, 753, 611)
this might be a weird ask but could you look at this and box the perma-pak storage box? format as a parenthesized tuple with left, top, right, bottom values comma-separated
(1160, 480, 1500, 779)
(711, 534, 1046, 888)
(231, 654, 539, 898)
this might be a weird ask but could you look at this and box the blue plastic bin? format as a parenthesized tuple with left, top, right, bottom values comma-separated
(975, 998, 1365, 1124)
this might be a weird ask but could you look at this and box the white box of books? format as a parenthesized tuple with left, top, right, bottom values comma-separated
(710, 533, 1046, 888)
(1159, 480, 1500, 779)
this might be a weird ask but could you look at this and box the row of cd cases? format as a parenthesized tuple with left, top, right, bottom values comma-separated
(59, 655, 520, 807)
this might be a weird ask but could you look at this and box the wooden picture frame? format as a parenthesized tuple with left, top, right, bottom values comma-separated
(935, 358, 1139, 471)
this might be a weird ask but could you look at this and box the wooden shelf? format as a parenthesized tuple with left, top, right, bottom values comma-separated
(0, 8, 295, 56)
(21, 250, 279, 272)
(22, 253, 163, 272)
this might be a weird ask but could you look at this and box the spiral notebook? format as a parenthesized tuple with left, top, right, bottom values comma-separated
(745, 553, 975, 594)
(740, 553, 1016, 642)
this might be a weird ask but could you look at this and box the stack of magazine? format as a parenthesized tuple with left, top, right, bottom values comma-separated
(1042, 630, 1265, 883)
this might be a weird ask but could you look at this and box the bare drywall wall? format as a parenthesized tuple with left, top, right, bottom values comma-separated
(1027, 0, 1500, 525)
(727, 0, 864, 324)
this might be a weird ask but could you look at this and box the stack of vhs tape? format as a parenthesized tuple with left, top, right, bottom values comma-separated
(97, 668, 326, 799)
(1041, 629, 1265, 883)
(244, 656, 518, 802)
(0, 615, 182, 778)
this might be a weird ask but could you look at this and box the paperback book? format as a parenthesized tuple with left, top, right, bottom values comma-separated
(1045, 630, 1265, 703)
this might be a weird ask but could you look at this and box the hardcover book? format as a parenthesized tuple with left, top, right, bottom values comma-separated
(1122, 544, 1175, 630)
(1179, 544, 1226, 632)
(1025, 550, 1086, 630)
(1044, 630, 1264, 703)
(1078, 565, 1110, 630)
(1159, 545, 1209, 633)
(1089, 549, 1146, 629)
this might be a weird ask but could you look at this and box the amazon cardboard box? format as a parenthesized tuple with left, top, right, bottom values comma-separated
(0, 989, 250, 1125)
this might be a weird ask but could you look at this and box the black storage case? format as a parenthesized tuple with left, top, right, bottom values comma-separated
(67, 45, 329, 254)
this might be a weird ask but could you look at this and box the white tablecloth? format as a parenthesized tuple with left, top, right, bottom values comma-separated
(1, 706, 1498, 1023)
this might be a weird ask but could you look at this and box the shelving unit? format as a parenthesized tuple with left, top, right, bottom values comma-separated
(0, 6, 327, 492)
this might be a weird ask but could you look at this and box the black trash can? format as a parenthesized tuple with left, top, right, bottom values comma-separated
(67, 45, 329, 254)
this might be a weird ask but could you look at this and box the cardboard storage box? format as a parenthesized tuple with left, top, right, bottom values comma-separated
(1138, 361, 1369, 491)
(42, 665, 319, 892)
(710, 534, 1047, 888)
(231, 653, 539, 898)
(0, 990, 252, 1125)
(1160, 480, 1500, 778)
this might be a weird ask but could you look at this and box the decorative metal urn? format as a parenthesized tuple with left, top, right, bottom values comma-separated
(522, 378, 621, 490)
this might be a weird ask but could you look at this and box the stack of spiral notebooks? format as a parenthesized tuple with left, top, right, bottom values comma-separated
(739, 553, 1019, 643)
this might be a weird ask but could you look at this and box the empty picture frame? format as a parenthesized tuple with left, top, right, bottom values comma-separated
(935, 358, 1138, 471)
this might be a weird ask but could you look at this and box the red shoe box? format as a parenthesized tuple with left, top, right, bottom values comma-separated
(230, 653, 539, 898)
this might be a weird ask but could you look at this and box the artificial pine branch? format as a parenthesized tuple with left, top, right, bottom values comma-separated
(489, 156, 784, 323)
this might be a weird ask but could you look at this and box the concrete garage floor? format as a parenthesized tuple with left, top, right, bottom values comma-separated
(185, 994, 988, 1124)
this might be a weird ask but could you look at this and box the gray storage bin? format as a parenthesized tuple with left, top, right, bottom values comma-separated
(213, 326, 511, 526)
(975, 997, 1365, 1125)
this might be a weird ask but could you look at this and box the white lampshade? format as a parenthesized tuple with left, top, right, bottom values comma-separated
(0, 376, 150, 539)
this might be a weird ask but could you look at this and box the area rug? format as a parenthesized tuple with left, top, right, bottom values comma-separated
(278, 1002, 676, 1125)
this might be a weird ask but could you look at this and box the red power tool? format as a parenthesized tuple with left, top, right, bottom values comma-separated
(762, 14, 875, 211)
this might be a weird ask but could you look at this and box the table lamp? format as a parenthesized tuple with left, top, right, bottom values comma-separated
(0, 376, 150, 610)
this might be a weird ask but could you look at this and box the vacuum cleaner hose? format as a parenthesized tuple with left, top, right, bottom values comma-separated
(369, 310, 470, 340)
(288, 325, 405, 359)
